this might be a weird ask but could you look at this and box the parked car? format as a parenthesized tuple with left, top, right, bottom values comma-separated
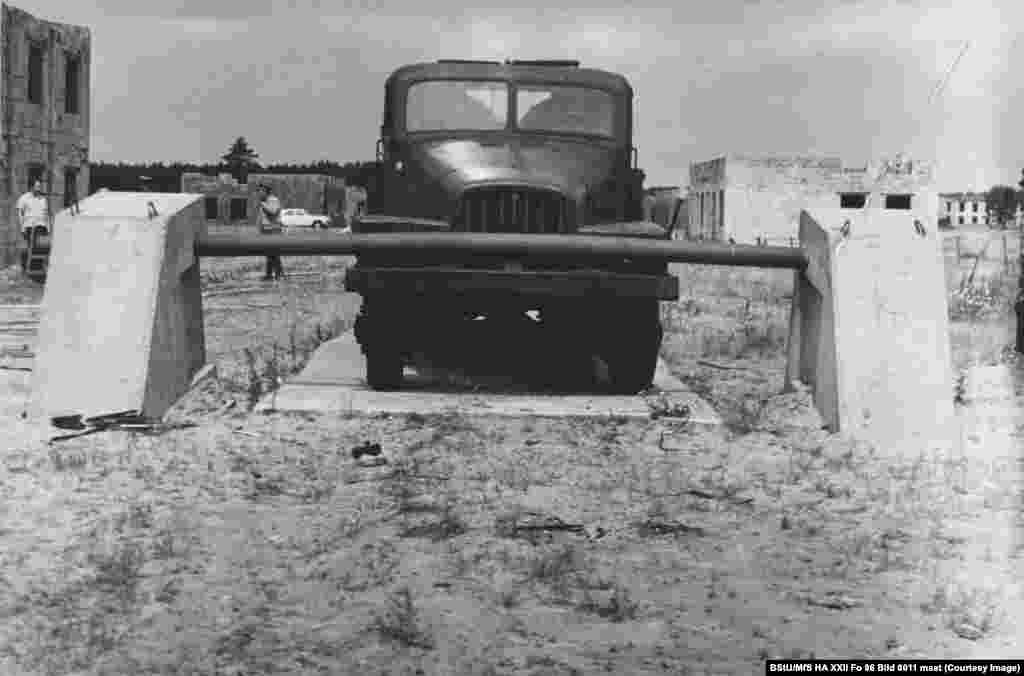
(280, 208, 331, 229)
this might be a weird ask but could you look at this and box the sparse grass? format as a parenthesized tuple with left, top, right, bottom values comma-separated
(921, 577, 1002, 639)
(660, 265, 792, 362)
(373, 587, 435, 650)
(527, 543, 582, 584)
(4, 232, 1020, 673)
(577, 583, 639, 622)
(240, 316, 349, 409)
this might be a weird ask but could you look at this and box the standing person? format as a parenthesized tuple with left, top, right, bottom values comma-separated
(17, 179, 49, 271)
(257, 183, 284, 281)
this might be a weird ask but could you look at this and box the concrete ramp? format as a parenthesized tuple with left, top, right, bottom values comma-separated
(32, 191, 206, 419)
(788, 208, 953, 449)
(257, 331, 720, 424)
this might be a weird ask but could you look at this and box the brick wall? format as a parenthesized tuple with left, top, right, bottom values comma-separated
(1, 4, 90, 266)
(181, 172, 355, 226)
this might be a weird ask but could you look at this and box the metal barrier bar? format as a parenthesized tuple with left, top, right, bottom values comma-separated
(193, 232, 809, 270)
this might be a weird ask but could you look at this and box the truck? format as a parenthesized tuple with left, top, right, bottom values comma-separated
(344, 59, 679, 393)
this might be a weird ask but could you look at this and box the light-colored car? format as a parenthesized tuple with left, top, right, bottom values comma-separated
(280, 208, 331, 229)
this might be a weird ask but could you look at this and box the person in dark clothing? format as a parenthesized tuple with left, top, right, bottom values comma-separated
(257, 183, 284, 280)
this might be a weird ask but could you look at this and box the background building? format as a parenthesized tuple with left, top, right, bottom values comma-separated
(642, 185, 687, 236)
(0, 3, 90, 266)
(180, 172, 366, 227)
(938, 191, 1023, 229)
(687, 154, 936, 244)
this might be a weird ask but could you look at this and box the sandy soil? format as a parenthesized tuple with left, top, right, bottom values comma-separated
(0, 257, 1021, 675)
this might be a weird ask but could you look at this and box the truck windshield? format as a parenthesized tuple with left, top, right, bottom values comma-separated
(405, 79, 617, 137)
(516, 85, 615, 137)
(406, 80, 508, 132)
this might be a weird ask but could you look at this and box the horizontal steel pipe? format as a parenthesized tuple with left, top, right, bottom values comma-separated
(194, 232, 809, 270)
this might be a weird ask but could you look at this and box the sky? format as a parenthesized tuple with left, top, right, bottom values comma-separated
(21, 0, 1024, 192)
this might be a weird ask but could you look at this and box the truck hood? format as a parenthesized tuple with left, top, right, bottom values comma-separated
(408, 137, 618, 200)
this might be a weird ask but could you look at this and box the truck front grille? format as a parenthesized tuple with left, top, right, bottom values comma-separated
(453, 188, 572, 234)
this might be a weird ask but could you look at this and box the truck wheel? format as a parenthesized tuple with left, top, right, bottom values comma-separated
(601, 299, 663, 394)
(365, 349, 404, 390)
(356, 296, 405, 389)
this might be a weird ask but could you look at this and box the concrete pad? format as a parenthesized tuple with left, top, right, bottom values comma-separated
(31, 191, 206, 420)
(256, 331, 721, 425)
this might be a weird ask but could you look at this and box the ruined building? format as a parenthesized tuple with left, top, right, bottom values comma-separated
(687, 154, 936, 244)
(642, 185, 688, 236)
(180, 172, 366, 228)
(0, 4, 90, 266)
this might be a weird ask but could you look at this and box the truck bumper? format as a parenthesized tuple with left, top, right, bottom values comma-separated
(344, 266, 679, 300)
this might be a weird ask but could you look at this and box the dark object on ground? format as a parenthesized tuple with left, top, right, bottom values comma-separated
(636, 519, 706, 537)
(351, 441, 383, 459)
(49, 409, 196, 443)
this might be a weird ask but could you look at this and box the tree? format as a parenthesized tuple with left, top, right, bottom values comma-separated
(984, 185, 1019, 229)
(221, 136, 260, 183)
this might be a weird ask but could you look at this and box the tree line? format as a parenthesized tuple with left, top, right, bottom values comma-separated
(89, 138, 376, 193)
(88, 159, 377, 194)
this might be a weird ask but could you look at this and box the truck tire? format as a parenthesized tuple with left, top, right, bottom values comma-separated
(365, 349, 404, 390)
(600, 299, 662, 394)
(355, 295, 405, 390)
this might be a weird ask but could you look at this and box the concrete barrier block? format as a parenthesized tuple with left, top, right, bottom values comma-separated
(787, 208, 954, 448)
(32, 192, 207, 420)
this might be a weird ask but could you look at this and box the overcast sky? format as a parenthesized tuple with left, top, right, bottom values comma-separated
(21, 0, 1023, 192)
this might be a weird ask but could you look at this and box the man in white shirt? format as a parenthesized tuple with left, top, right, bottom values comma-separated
(17, 180, 49, 270)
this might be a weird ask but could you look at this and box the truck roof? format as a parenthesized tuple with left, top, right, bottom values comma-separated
(386, 61, 633, 96)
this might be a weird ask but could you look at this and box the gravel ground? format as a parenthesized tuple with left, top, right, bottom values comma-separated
(0, 257, 1021, 674)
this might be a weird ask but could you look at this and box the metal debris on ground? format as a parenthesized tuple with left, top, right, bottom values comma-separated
(495, 510, 586, 538)
(635, 519, 706, 537)
(48, 410, 196, 443)
(797, 592, 862, 610)
(696, 360, 747, 371)
(682, 487, 755, 505)
(951, 621, 985, 641)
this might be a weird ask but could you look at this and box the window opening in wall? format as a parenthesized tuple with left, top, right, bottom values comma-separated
(204, 196, 219, 220)
(28, 43, 44, 105)
(710, 191, 716, 237)
(972, 201, 978, 212)
(884, 194, 912, 210)
(27, 165, 46, 191)
(840, 193, 867, 209)
(718, 189, 724, 232)
(63, 167, 79, 207)
(65, 52, 81, 114)
(959, 201, 965, 211)
(972, 215, 978, 224)
(958, 215, 964, 225)
(229, 197, 248, 221)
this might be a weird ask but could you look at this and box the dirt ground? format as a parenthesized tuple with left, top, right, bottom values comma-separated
(0, 256, 1021, 675)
